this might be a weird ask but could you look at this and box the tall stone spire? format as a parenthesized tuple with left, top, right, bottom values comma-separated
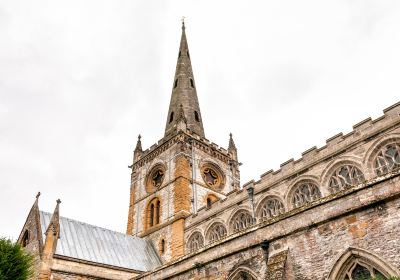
(164, 19, 205, 137)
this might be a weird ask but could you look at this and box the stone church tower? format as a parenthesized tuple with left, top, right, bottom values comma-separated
(125, 21, 241, 263)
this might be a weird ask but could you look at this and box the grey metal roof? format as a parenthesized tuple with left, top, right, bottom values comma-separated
(39, 211, 161, 272)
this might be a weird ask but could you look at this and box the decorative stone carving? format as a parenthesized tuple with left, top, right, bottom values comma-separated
(201, 162, 225, 190)
(266, 250, 288, 280)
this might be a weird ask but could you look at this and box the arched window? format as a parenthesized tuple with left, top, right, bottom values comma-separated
(194, 111, 200, 122)
(291, 181, 321, 208)
(231, 210, 254, 233)
(22, 230, 29, 247)
(174, 79, 178, 89)
(259, 197, 285, 220)
(329, 165, 365, 193)
(228, 268, 257, 280)
(190, 78, 195, 88)
(206, 194, 218, 208)
(169, 112, 174, 123)
(328, 247, 398, 280)
(146, 198, 161, 229)
(187, 231, 204, 254)
(343, 262, 387, 280)
(207, 222, 227, 243)
(374, 143, 400, 176)
(160, 239, 165, 254)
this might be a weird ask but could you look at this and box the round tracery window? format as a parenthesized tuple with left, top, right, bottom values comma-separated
(201, 163, 224, 189)
(145, 164, 166, 193)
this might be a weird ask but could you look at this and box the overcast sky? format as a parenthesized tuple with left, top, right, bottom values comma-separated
(1, 0, 399, 239)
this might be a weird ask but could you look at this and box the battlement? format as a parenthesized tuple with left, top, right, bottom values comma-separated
(186, 101, 400, 226)
(132, 130, 235, 169)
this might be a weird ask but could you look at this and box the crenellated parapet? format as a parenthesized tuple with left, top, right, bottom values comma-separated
(183, 101, 400, 255)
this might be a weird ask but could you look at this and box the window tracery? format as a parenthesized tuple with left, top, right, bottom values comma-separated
(207, 223, 227, 243)
(187, 232, 204, 254)
(259, 197, 285, 220)
(145, 164, 166, 193)
(232, 210, 254, 233)
(292, 182, 321, 208)
(342, 261, 387, 280)
(329, 165, 365, 193)
(374, 143, 400, 176)
(201, 163, 224, 190)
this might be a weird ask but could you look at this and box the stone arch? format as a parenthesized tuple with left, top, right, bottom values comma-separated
(328, 247, 400, 280)
(320, 158, 365, 194)
(363, 134, 400, 178)
(205, 193, 219, 208)
(145, 197, 161, 230)
(228, 266, 258, 280)
(286, 179, 321, 210)
(186, 231, 204, 254)
(255, 195, 285, 221)
(320, 157, 364, 187)
(205, 221, 227, 244)
(229, 208, 254, 234)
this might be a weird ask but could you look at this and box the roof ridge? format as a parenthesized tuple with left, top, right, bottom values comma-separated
(39, 211, 140, 240)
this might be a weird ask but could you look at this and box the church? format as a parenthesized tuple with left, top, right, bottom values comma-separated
(18, 21, 400, 280)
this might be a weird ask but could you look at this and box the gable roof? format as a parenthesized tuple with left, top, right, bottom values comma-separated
(39, 211, 161, 272)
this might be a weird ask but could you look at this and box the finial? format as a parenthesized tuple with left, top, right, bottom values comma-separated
(181, 16, 186, 29)
(56, 199, 61, 204)
(36, 191, 41, 199)
(138, 134, 141, 141)
(229, 133, 233, 138)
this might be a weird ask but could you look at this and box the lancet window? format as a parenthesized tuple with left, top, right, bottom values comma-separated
(329, 165, 365, 193)
(292, 182, 321, 208)
(147, 198, 161, 229)
(374, 143, 400, 176)
(232, 210, 254, 233)
(259, 197, 285, 220)
(187, 232, 204, 254)
(207, 223, 227, 243)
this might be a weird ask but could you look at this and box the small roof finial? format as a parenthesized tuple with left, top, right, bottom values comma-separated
(36, 191, 41, 199)
(56, 199, 61, 204)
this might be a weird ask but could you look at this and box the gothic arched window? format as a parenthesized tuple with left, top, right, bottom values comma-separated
(22, 230, 29, 247)
(342, 261, 387, 280)
(146, 198, 161, 229)
(187, 232, 204, 254)
(259, 197, 285, 220)
(228, 268, 257, 280)
(291, 182, 321, 208)
(329, 165, 365, 193)
(207, 222, 227, 243)
(231, 210, 254, 233)
(374, 143, 400, 176)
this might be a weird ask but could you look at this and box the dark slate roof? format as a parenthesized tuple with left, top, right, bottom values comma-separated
(39, 211, 161, 272)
